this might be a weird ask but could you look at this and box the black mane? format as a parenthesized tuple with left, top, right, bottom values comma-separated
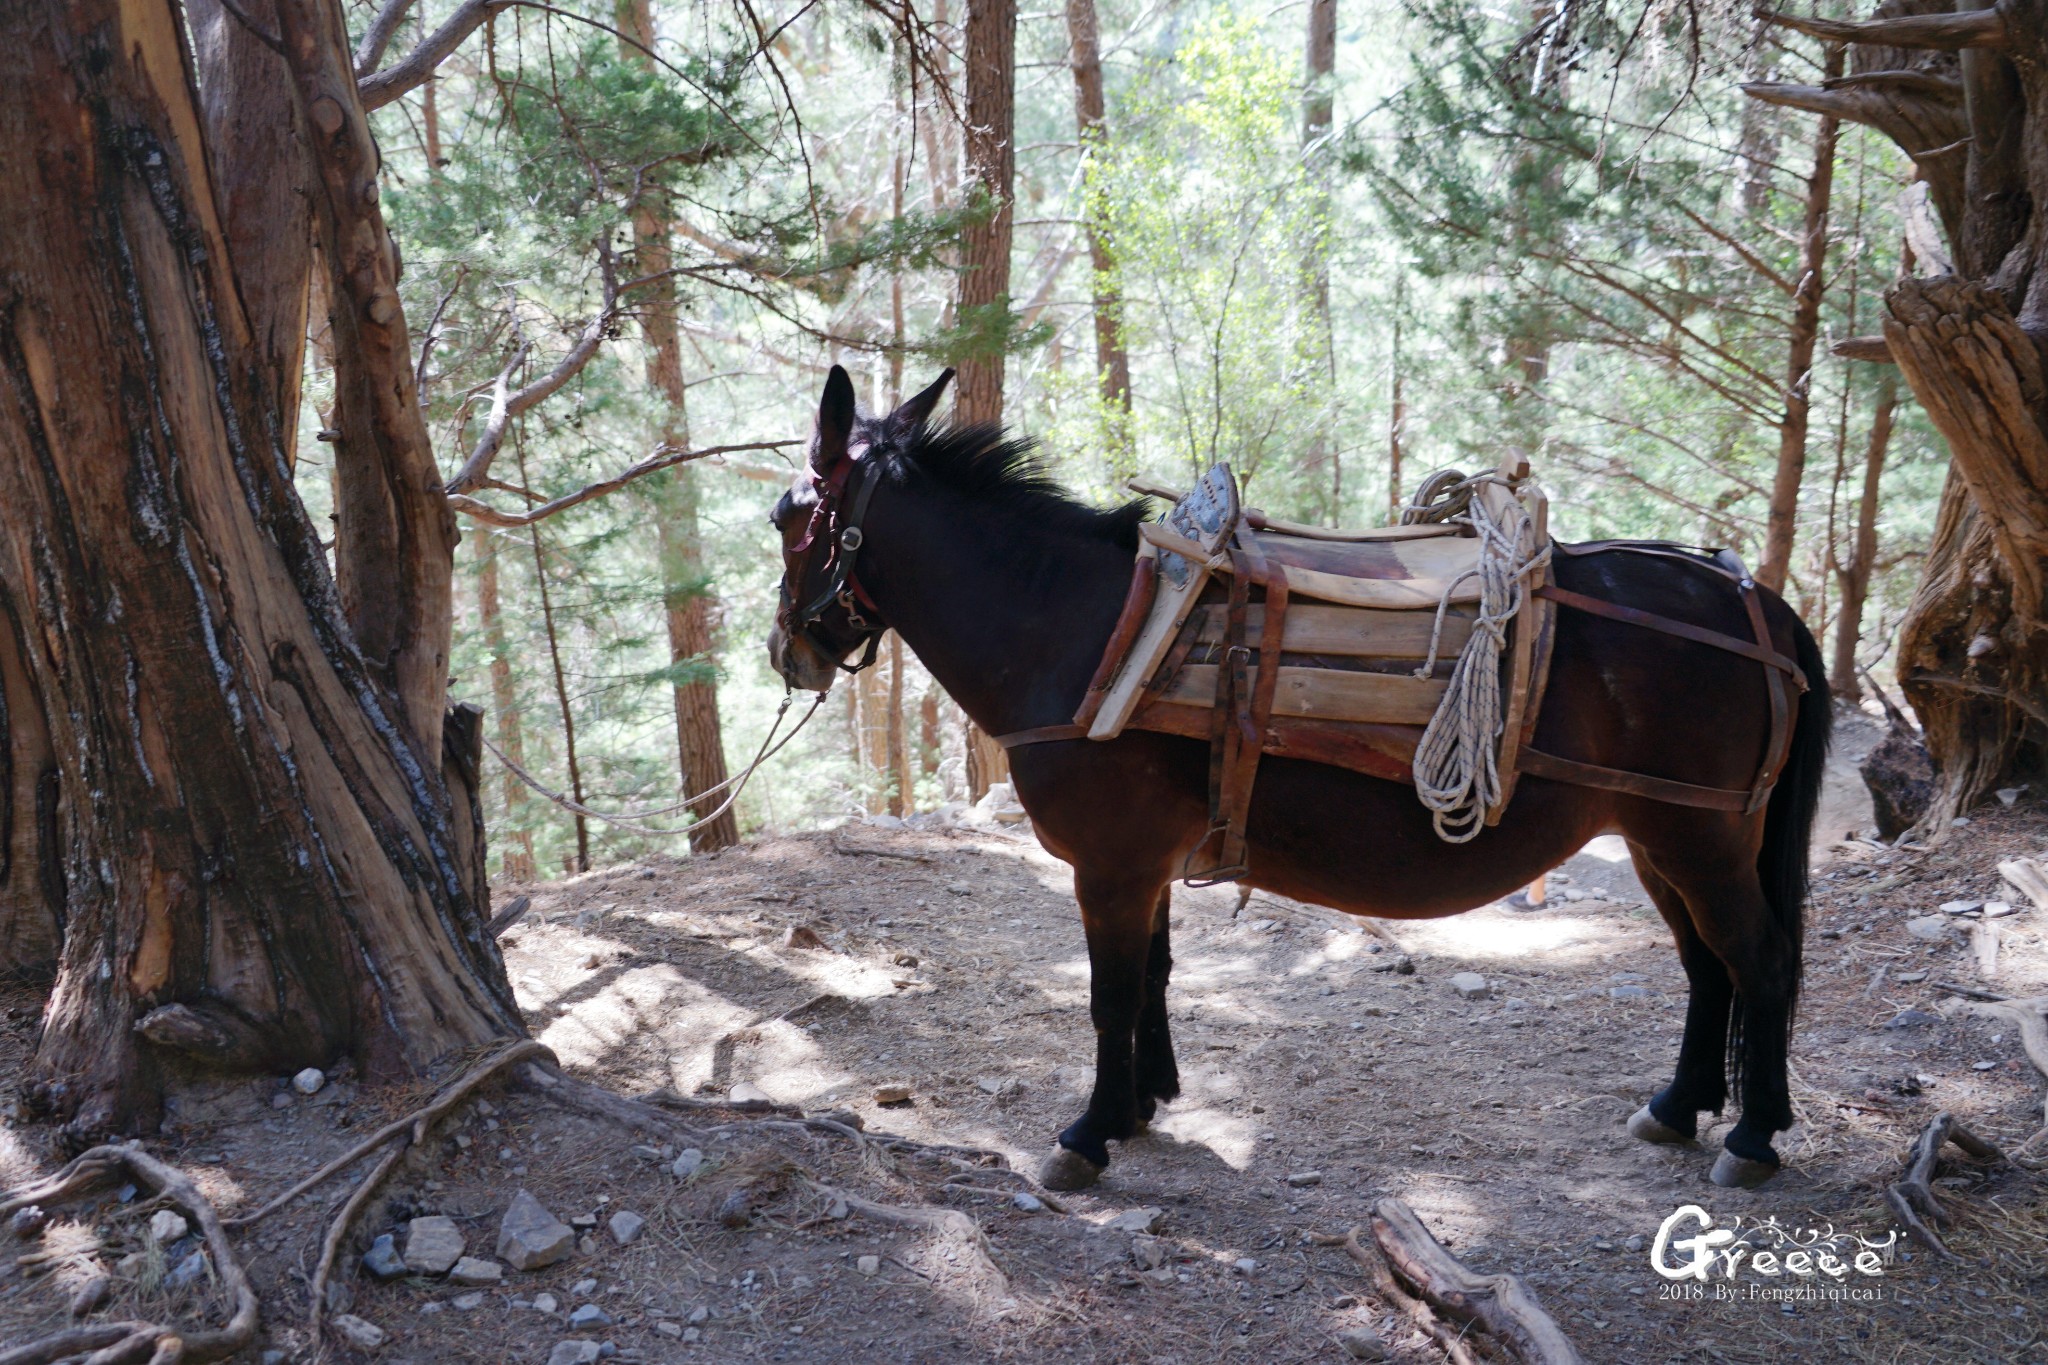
(876, 419, 1147, 549)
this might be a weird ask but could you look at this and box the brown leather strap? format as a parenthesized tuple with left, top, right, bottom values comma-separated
(1186, 546, 1256, 884)
(1740, 579, 1794, 814)
(1535, 584, 1804, 679)
(995, 723, 1088, 749)
(1217, 552, 1286, 873)
(1073, 556, 1160, 731)
(1516, 747, 1751, 811)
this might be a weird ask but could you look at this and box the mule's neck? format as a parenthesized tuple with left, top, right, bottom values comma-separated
(854, 483, 1136, 739)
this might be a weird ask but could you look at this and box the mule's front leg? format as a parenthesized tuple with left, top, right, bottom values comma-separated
(1041, 870, 1163, 1192)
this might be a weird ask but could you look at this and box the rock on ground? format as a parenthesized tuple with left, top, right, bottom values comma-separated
(330, 1314, 386, 1350)
(607, 1210, 646, 1246)
(404, 1215, 466, 1275)
(498, 1190, 576, 1271)
(546, 1343, 602, 1365)
(448, 1256, 503, 1286)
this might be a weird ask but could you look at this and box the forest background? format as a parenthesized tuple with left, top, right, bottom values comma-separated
(342, 0, 1937, 877)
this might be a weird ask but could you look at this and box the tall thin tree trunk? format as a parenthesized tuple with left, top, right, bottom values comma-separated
(887, 634, 911, 817)
(618, 0, 738, 852)
(1757, 45, 1843, 594)
(1829, 375, 1897, 697)
(476, 530, 536, 880)
(1302, 0, 1338, 503)
(522, 445, 590, 872)
(956, 0, 1017, 425)
(919, 689, 941, 778)
(2, 0, 520, 1137)
(1065, 0, 1131, 420)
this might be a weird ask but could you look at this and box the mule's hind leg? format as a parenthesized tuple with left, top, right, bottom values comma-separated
(1651, 852, 1800, 1187)
(1042, 868, 1165, 1191)
(1628, 854, 1732, 1146)
(1133, 887, 1180, 1122)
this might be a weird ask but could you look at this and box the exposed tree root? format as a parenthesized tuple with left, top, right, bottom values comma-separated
(1961, 994, 2048, 1137)
(1885, 1110, 2004, 1261)
(1319, 1199, 1584, 1365)
(0, 1145, 258, 1365)
(802, 1179, 1015, 1309)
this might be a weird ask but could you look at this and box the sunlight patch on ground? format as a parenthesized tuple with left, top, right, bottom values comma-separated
(1581, 834, 1632, 863)
(1153, 1103, 1256, 1170)
(1388, 908, 1632, 966)
(1283, 930, 1373, 977)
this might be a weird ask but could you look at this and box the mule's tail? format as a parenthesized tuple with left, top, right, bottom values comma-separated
(1759, 611, 1831, 1018)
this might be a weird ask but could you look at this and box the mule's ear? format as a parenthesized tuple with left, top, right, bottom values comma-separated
(813, 364, 857, 473)
(891, 367, 955, 431)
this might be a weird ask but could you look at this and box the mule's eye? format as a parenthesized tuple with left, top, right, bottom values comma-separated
(769, 492, 793, 528)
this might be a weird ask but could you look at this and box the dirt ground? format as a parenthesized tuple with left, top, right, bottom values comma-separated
(4, 704, 2048, 1364)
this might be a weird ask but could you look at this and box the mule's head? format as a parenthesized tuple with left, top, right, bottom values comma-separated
(766, 364, 953, 690)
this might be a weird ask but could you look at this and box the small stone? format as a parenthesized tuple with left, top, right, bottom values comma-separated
(1449, 972, 1490, 1000)
(362, 1233, 408, 1280)
(683, 1329, 702, 1343)
(1011, 1192, 1044, 1212)
(263, 1352, 286, 1365)
(607, 1211, 646, 1246)
(687, 1306, 708, 1324)
(9, 1205, 47, 1239)
(1105, 1207, 1165, 1234)
(571, 1213, 598, 1230)
(546, 1343, 602, 1365)
(655, 1320, 683, 1337)
(405, 1215, 466, 1274)
(68, 1275, 112, 1319)
(449, 1256, 503, 1286)
(874, 1084, 914, 1106)
(164, 1250, 209, 1291)
(728, 1081, 771, 1103)
(1997, 787, 2024, 806)
(534, 1292, 560, 1313)
(498, 1190, 575, 1271)
(572, 1278, 599, 1297)
(1233, 1257, 1258, 1273)
(148, 1210, 189, 1245)
(1140, 1266, 1177, 1287)
(1941, 900, 1984, 916)
(1985, 901, 2017, 919)
(1886, 1009, 1941, 1030)
(671, 1148, 705, 1179)
(1906, 916, 1953, 942)
(1974, 1060, 1999, 1071)
(1370, 954, 1414, 974)
(1337, 1326, 1388, 1360)
(569, 1303, 614, 1328)
(453, 1291, 485, 1310)
(1896, 969, 1930, 983)
(892, 952, 920, 967)
(330, 1314, 386, 1349)
(1285, 1171, 1323, 1188)
(947, 882, 973, 895)
(783, 924, 827, 950)
(292, 1067, 326, 1095)
(856, 1254, 881, 1276)
(1623, 1235, 1646, 1252)
(1610, 985, 1657, 1001)
(1130, 1236, 1168, 1270)
(629, 1144, 662, 1163)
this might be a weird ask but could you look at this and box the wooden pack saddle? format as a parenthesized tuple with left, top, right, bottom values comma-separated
(996, 460, 1807, 884)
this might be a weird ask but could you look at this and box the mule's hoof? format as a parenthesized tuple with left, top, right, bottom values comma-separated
(1628, 1105, 1694, 1146)
(1040, 1145, 1106, 1192)
(1709, 1149, 1780, 1189)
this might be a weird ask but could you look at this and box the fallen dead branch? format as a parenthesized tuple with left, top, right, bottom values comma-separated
(0, 1145, 259, 1365)
(1316, 1227, 1484, 1365)
(1322, 1198, 1585, 1365)
(1999, 858, 2048, 911)
(1884, 1110, 2004, 1261)
(487, 893, 533, 937)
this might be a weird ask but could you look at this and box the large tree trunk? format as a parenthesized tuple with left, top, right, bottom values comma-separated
(0, 0, 520, 1140)
(1065, 0, 1131, 421)
(0, 617, 60, 979)
(1829, 374, 1898, 697)
(1750, 0, 2048, 830)
(956, 0, 1017, 425)
(1757, 45, 1843, 595)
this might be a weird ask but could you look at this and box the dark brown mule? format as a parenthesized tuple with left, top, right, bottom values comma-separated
(767, 368, 1830, 1193)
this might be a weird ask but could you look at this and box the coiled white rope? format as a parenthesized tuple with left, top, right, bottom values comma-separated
(1409, 474, 1552, 842)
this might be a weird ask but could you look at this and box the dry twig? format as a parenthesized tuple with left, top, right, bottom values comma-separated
(1884, 1110, 2004, 1260)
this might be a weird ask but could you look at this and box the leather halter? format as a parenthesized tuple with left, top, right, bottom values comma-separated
(780, 455, 886, 675)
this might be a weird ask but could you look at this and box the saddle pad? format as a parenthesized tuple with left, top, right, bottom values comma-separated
(1242, 531, 1483, 609)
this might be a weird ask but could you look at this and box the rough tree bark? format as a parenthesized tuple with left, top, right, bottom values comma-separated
(1751, 0, 2048, 829)
(1065, 0, 1131, 419)
(0, 616, 60, 979)
(618, 0, 739, 853)
(0, 0, 521, 1138)
(1830, 374, 1899, 697)
(1758, 44, 1844, 595)
(957, 0, 1017, 425)
(955, 0, 1018, 795)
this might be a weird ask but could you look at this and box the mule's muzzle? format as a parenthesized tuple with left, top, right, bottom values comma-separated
(767, 623, 841, 693)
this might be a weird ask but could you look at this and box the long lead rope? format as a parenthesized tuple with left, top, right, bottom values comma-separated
(1408, 474, 1552, 843)
(480, 690, 826, 838)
